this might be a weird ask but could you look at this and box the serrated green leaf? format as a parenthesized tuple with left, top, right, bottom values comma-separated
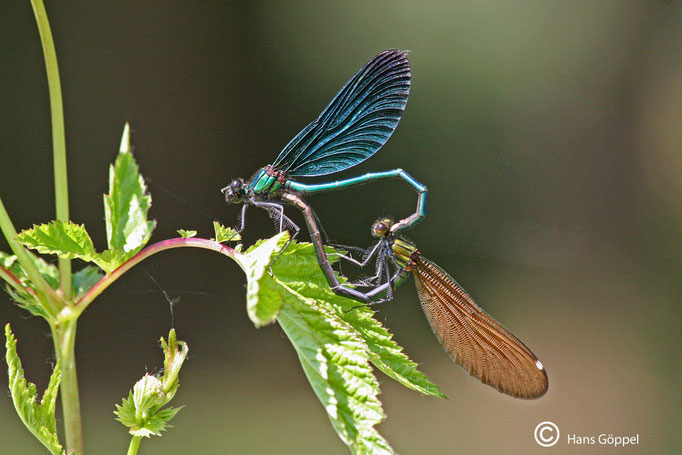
(13, 221, 120, 273)
(128, 406, 183, 438)
(228, 235, 443, 453)
(272, 241, 444, 398)
(94, 248, 126, 273)
(212, 221, 240, 242)
(72, 266, 103, 299)
(235, 237, 397, 453)
(5, 286, 48, 319)
(275, 280, 393, 455)
(103, 124, 155, 263)
(1, 251, 56, 319)
(114, 391, 137, 428)
(0, 251, 39, 291)
(5, 324, 65, 455)
(177, 229, 197, 238)
(24, 250, 59, 291)
(14, 221, 97, 261)
(233, 231, 290, 327)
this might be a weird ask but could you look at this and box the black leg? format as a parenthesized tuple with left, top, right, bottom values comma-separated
(251, 199, 301, 269)
(280, 191, 399, 304)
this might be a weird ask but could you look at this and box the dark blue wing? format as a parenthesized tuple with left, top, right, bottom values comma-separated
(272, 50, 411, 177)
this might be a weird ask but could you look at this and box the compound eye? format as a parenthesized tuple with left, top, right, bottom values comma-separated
(230, 179, 243, 191)
(371, 221, 388, 237)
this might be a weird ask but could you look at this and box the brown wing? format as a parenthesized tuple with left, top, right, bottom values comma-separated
(412, 256, 548, 399)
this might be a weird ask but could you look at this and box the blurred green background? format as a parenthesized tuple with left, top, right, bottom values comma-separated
(1, 1, 680, 453)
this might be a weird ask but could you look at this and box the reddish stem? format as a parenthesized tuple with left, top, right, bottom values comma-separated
(75, 238, 236, 314)
(0, 263, 37, 297)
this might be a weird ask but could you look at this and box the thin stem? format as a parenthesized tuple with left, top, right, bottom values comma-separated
(126, 436, 142, 455)
(51, 316, 82, 455)
(0, 263, 36, 296)
(30, 0, 71, 299)
(74, 238, 236, 316)
(0, 197, 60, 316)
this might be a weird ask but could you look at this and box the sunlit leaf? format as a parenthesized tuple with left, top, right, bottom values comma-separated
(1, 251, 56, 319)
(103, 123, 155, 269)
(15, 221, 96, 261)
(233, 231, 289, 327)
(239, 237, 444, 454)
(273, 241, 444, 398)
(212, 221, 240, 242)
(5, 324, 64, 455)
(177, 229, 197, 238)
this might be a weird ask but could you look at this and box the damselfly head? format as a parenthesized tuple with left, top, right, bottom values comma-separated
(371, 218, 394, 238)
(222, 178, 246, 204)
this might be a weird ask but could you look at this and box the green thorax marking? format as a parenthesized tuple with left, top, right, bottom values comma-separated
(249, 165, 286, 196)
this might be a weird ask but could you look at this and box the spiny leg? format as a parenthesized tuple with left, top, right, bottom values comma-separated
(331, 241, 387, 289)
(345, 250, 397, 310)
(279, 191, 404, 303)
(229, 203, 248, 240)
(327, 240, 382, 268)
(251, 199, 301, 270)
(280, 192, 376, 302)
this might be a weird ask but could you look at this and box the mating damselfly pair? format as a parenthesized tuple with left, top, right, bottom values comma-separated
(222, 50, 548, 399)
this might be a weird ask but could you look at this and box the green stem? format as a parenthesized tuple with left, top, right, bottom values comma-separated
(30, 0, 71, 300)
(0, 197, 60, 317)
(52, 316, 82, 455)
(0, 264, 35, 296)
(127, 436, 142, 455)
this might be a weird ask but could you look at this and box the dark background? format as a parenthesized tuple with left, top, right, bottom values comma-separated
(1, 1, 679, 453)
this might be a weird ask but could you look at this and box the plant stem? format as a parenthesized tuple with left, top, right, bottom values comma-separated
(30, 0, 71, 300)
(52, 315, 82, 455)
(126, 436, 142, 455)
(0, 197, 60, 316)
(0, 263, 35, 296)
(74, 237, 235, 316)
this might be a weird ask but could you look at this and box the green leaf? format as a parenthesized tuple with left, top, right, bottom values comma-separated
(233, 231, 290, 327)
(23, 250, 59, 291)
(177, 229, 197, 238)
(275, 285, 393, 454)
(128, 406, 183, 438)
(103, 123, 156, 269)
(12, 125, 156, 275)
(14, 221, 97, 261)
(14, 221, 119, 272)
(212, 221, 241, 242)
(94, 248, 127, 273)
(5, 324, 65, 455)
(115, 329, 187, 439)
(230, 236, 444, 453)
(1, 251, 57, 319)
(114, 391, 137, 429)
(273, 242, 444, 398)
(72, 266, 104, 299)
